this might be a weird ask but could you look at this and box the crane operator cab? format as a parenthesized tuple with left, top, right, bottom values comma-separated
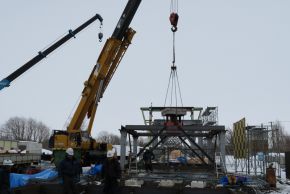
(49, 130, 112, 167)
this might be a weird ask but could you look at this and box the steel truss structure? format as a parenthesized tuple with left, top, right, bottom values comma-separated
(119, 106, 226, 175)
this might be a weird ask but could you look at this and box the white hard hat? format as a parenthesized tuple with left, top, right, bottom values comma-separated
(145, 147, 149, 150)
(66, 148, 74, 156)
(3, 159, 14, 166)
(107, 150, 114, 158)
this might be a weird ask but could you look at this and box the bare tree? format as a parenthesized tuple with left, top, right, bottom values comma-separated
(0, 117, 51, 143)
(36, 122, 50, 142)
(96, 131, 120, 144)
(137, 137, 146, 147)
(284, 135, 290, 152)
(1, 117, 26, 140)
(270, 121, 289, 152)
(225, 127, 234, 154)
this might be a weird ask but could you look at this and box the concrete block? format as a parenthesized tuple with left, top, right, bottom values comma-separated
(159, 180, 175, 187)
(190, 181, 206, 188)
(125, 179, 143, 187)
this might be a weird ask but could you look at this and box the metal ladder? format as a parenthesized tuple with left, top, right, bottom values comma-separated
(215, 152, 227, 178)
(128, 152, 138, 174)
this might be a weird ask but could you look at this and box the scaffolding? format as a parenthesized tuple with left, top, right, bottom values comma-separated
(232, 120, 282, 177)
(119, 106, 226, 178)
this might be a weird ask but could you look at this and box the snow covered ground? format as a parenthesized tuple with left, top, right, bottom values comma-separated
(224, 155, 290, 193)
(42, 149, 52, 155)
(268, 182, 290, 194)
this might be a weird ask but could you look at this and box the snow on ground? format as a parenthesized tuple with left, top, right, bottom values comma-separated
(225, 155, 282, 176)
(225, 155, 290, 194)
(269, 183, 290, 194)
(42, 149, 52, 155)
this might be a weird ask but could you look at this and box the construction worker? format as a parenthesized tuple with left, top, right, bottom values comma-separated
(59, 148, 82, 194)
(143, 147, 155, 173)
(101, 150, 121, 194)
(0, 159, 14, 194)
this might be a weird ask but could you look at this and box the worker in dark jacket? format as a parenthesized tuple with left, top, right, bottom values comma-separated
(0, 159, 14, 194)
(101, 150, 121, 194)
(143, 147, 155, 172)
(59, 148, 82, 194)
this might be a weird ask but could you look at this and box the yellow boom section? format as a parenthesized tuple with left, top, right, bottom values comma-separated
(67, 28, 136, 135)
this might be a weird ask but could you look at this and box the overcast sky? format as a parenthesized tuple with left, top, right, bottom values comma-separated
(0, 0, 289, 137)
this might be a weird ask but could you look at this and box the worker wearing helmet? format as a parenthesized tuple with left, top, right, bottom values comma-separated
(101, 149, 121, 194)
(143, 147, 155, 173)
(0, 159, 14, 194)
(58, 148, 82, 194)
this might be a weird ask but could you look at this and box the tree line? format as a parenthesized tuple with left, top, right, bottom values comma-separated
(0, 117, 50, 143)
(0, 117, 146, 147)
(96, 131, 146, 146)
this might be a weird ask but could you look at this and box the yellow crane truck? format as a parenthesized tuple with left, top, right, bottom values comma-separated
(49, 0, 142, 166)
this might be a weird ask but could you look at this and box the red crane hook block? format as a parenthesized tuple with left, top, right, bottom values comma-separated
(169, 12, 179, 32)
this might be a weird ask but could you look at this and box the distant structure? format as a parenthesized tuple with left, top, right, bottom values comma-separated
(232, 118, 282, 177)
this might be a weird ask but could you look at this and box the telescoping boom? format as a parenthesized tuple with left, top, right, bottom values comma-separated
(0, 14, 103, 91)
(50, 0, 142, 166)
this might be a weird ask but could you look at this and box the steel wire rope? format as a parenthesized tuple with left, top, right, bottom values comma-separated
(164, 70, 173, 106)
(164, 0, 182, 108)
(62, 94, 82, 131)
(173, 70, 178, 108)
(41, 31, 68, 51)
(49, 21, 101, 131)
(40, 18, 101, 58)
(170, 69, 175, 106)
(21, 21, 101, 88)
(170, 0, 179, 13)
(175, 69, 183, 107)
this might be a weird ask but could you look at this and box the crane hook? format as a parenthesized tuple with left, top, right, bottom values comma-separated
(169, 12, 179, 32)
(98, 22, 103, 42)
(98, 32, 103, 42)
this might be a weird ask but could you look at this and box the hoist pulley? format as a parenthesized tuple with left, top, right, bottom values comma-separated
(98, 22, 103, 42)
(169, 12, 179, 32)
(170, 0, 179, 32)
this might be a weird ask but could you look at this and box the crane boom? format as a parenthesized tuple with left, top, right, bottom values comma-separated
(67, 0, 141, 135)
(50, 0, 142, 166)
(0, 14, 103, 91)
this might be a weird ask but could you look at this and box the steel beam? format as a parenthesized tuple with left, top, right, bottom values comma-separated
(132, 132, 208, 137)
(125, 125, 225, 132)
(133, 136, 138, 156)
(140, 106, 203, 112)
(136, 127, 166, 157)
(120, 128, 127, 170)
(178, 127, 215, 163)
(178, 136, 207, 165)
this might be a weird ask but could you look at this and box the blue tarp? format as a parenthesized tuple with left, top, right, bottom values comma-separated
(219, 176, 229, 186)
(88, 164, 102, 175)
(219, 175, 249, 186)
(176, 157, 187, 164)
(10, 169, 58, 189)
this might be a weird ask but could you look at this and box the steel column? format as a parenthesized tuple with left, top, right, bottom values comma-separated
(133, 136, 138, 156)
(120, 129, 127, 170)
(219, 130, 226, 171)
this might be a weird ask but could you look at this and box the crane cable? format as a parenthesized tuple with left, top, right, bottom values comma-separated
(170, 0, 178, 12)
(164, 0, 183, 107)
